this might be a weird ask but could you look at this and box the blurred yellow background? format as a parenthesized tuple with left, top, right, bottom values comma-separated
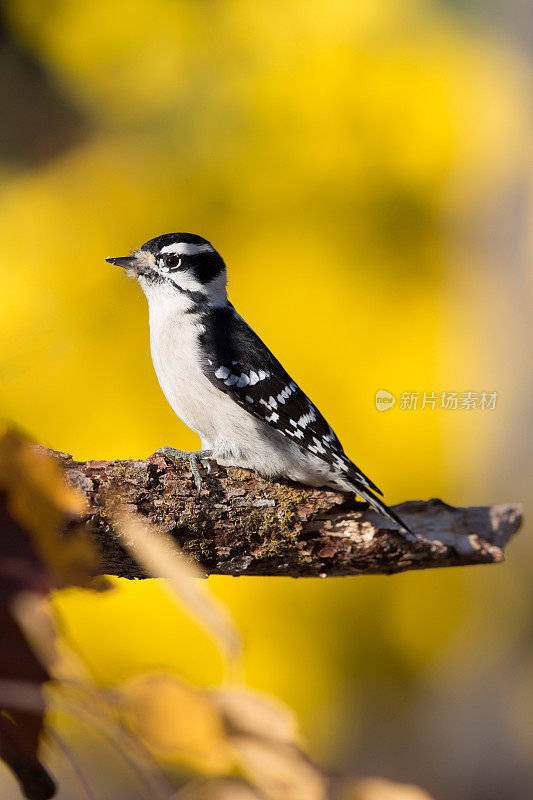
(1, 0, 532, 798)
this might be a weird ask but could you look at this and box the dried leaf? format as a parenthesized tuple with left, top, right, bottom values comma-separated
(0, 711, 56, 800)
(0, 425, 106, 798)
(213, 688, 300, 745)
(342, 778, 435, 800)
(118, 674, 234, 773)
(0, 506, 54, 799)
(0, 597, 55, 798)
(175, 778, 264, 800)
(11, 593, 58, 671)
(0, 427, 100, 589)
(232, 736, 326, 800)
(47, 730, 97, 800)
(112, 507, 242, 673)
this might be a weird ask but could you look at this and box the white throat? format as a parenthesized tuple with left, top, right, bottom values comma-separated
(138, 275, 196, 319)
(138, 267, 227, 310)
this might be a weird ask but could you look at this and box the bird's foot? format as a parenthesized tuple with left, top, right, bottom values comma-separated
(156, 447, 214, 496)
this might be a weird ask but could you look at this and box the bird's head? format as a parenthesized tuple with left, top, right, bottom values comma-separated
(106, 232, 227, 307)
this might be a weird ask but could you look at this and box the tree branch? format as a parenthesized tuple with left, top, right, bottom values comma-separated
(52, 450, 522, 579)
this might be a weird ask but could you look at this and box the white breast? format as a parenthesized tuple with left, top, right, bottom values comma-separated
(143, 281, 265, 459)
(141, 279, 340, 487)
(144, 282, 215, 440)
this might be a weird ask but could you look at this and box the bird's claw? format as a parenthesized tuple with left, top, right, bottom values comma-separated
(156, 447, 213, 495)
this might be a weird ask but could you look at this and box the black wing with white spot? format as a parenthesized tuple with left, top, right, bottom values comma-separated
(198, 306, 382, 495)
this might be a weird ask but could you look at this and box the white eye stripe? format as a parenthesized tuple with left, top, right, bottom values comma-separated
(160, 242, 215, 256)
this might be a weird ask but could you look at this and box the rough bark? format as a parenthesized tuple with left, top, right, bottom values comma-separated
(52, 450, 522, 579)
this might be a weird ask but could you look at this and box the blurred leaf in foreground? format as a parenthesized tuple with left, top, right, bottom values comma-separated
(0, 425, 104, 799)
(213, 688, 300, 745)
(175, 778, 263, 800)
(111, 508, 328, 800)
(343, 777, 435, 800)
(0, 426, 99, 590)
(0, 428, 438, 800)
(112, 506, 243, 678)
(118, 674, 233, 773)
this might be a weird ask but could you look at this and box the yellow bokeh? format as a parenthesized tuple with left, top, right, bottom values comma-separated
(1, 0, 532, 795)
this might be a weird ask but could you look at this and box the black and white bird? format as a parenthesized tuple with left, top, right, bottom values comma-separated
(107, 232, 410, 532)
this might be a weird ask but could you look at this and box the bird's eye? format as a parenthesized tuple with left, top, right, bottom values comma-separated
(163, 254, 180, 270)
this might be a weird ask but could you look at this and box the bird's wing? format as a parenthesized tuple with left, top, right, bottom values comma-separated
(198, 307, 382, 495)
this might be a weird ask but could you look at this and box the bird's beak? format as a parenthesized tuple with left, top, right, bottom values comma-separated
(105, 256, 138, 269)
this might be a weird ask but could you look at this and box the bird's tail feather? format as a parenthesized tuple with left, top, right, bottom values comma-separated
(352, 482, 412, 534)
(347, 464, 383, 496)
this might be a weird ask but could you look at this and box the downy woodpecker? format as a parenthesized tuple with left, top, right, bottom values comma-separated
(107, 232, 410, 532)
